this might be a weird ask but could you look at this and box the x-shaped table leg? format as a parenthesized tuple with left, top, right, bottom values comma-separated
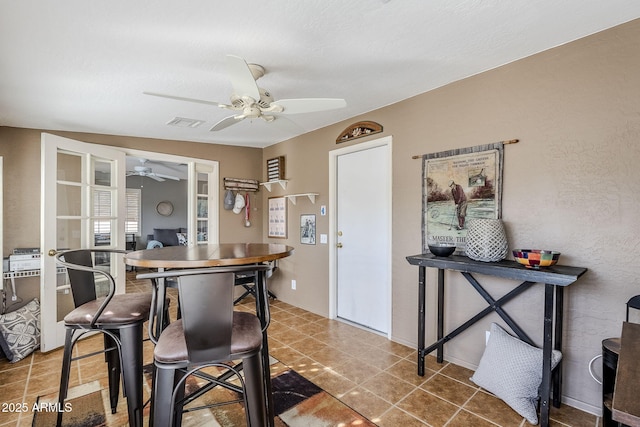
(419, 268, 535, 370)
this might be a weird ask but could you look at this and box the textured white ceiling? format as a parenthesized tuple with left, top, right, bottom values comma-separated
(1, 1, 639, 148)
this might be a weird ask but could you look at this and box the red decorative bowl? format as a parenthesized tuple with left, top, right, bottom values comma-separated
(512, 249, 561, 269)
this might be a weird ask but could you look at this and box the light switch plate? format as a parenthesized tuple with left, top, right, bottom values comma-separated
(320, 234, 327, 244)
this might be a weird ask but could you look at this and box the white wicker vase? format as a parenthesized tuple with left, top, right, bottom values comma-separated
(465, 218, 508, 262)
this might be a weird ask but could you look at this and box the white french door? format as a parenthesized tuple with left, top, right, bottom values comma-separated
(40, 133, 126, 351)
(330, 137, 392, 335)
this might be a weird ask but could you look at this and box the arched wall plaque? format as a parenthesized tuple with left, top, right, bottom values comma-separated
(336, 121, 383, 143)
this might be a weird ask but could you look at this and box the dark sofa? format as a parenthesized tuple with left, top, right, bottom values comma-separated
(147, 228, 187, 247)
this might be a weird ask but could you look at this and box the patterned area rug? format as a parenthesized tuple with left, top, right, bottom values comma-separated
(33, 381, 106, 427)
(34, 368, 375, 426)
(272, 370, 377, 426)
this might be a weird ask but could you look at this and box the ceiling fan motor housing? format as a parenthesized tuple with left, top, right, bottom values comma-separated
(230, 87, 273, 110)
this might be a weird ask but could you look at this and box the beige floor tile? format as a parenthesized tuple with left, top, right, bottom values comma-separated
(286, 336, 330, 355)
(438, 362, 477, 387)
(385, 358, 433, 386)
(361, 371, 416, 404)
(285, 355, 325, 380)
(464, 389, 526, 426)
(447, 409, 503, 426)
(420, 373, 477, 406)
(340, 386, 393, 421)
(329, 357, 381, 384)
(0, 272, 601, 427)
(549, 403, 598, 427)
(377, 407, 429, 427)
(308, 369, 358, 399)
(0, 365, 29, 387)
(397, 388, 460, 427)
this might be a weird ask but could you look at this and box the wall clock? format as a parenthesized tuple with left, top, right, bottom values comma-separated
(156, 201, 174, 216)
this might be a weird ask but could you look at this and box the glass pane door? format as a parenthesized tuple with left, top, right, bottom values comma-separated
(41, 133, 125, 351)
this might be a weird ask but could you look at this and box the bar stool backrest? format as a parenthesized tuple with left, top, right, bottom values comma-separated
(63, 250, 98, 307)
(627, 295, 640, 322)
(177, 271, 235, 363)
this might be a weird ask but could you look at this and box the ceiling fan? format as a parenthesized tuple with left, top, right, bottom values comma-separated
(126, 160, 180, 182)
(144, 54, 347, 131)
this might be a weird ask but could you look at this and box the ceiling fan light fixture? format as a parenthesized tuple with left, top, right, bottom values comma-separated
(166, 117, 204, 128)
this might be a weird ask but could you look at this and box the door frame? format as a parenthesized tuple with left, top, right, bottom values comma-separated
(328, 136, 392, 337)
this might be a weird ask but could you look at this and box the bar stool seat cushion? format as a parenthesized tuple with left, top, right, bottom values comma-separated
(63, 294, 152, 326)
(155, 312, 262, 364)
(471, 323, 563, 425)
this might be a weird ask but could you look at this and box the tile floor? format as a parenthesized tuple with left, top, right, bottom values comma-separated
(0, 272, 601, 427)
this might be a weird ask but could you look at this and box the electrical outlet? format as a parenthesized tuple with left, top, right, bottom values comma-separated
(291, 279, 296, 290)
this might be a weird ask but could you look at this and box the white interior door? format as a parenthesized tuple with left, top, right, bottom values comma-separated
(40, 133, 126, 351)
(333, 138, 391, 334)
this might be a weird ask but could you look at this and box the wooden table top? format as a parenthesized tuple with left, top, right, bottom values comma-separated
(124, 243, 294, 269)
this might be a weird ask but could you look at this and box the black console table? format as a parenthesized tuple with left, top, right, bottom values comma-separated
(406, 253, 587, 427)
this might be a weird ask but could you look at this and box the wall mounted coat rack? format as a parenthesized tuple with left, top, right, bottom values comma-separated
(223, 177, 259, 192)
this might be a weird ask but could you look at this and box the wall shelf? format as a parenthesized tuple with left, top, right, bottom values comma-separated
(259, 178, 318, 204)
(260, 180, 288, 192)
(285, 193, 319, 205)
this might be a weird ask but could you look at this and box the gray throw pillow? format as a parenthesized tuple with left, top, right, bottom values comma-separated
(0, 298, 41, 363)
(470, 322, 562, 425)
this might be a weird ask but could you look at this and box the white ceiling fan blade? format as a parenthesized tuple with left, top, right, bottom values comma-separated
(152, 173, 180, 181)
(210, 115, 244, 131)
(273, 98, 347, 114)
(147, 174, 165, 182)
(226, 55, 261, 101)
(270, 115, 305, 133)
(143, 91, 223, 107)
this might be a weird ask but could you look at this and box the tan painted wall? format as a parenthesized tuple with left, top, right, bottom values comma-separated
(0, 127, 263, 307)
(0, 127, 264, 252)
(1, 18, 639, 412)
(262, 19, 640, 412)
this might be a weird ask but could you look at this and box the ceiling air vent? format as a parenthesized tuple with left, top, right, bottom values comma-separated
(166, 117, 204, 128)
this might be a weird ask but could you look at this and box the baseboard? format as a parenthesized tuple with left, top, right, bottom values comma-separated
(561, 396, 600, 417)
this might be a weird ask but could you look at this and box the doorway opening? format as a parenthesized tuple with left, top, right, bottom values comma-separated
(124, 149, 219, 249)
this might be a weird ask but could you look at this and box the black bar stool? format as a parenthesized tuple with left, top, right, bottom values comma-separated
(138, 265, 270, 427)
(55, 249, 151, 427)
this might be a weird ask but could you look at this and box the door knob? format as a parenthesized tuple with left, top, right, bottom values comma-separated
(337, 243, 343, 248)
(48, 249, 58, 257)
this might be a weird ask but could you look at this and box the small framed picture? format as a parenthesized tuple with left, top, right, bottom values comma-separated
(300, 214, 316, 245)
(268, 196, 287, 238)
